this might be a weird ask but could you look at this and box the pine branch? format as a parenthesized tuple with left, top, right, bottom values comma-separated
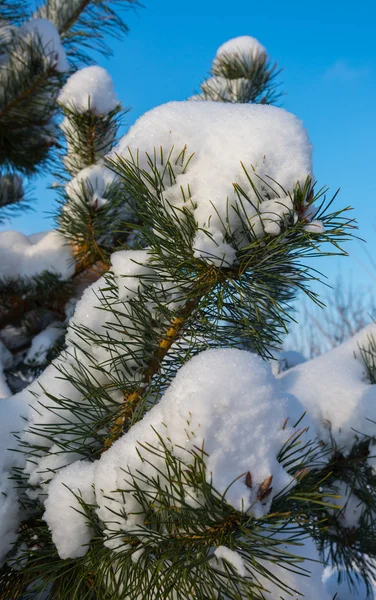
(0, 94, 360, 597)
(358, 333, 376, 384)
(35, 0, 139, 64)
(0, 29, 65, 174)
(102, 292, 204, 449)
(0, 565, 31, 600)
(5, 428, 335, 600)
(57, 0, 92, 35)
(0, 65, 57, 121)
(0, 173, 28, 223)
(0, 1, 136, 174)
(58, 103, 123, 176)
(195, 43, 281, 105)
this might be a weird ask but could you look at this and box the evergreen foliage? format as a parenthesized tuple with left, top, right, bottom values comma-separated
(0, 12, 375, 600)
(194, 37, 280, 104)
(35, 0, 138, 64)
(0, 0, 136, 392)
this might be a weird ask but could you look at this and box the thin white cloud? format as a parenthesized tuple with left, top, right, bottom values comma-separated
(324, 60, 370, 81)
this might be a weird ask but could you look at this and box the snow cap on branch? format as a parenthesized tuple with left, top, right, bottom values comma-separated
(191, 35, 275, 104)
(59, 66, 119, 114)
(20, 18, 69, 72)
(214, 35, 266, 68)
(115, 101, 313, 265)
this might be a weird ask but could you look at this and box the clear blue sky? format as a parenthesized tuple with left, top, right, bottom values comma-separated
(6, 0, 376, 292)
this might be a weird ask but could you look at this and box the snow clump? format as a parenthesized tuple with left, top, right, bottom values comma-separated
(58, 66, 119, 114)
(213, 546, 246, 577)
(214, 35, 266, 70)
(193, 35, 268, 103)
(43, 348, 304, 559)
(114, 100, 314, 265)
(65, 162, 120, 210)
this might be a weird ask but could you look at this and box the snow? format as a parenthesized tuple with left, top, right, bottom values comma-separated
(66, 275, 110, 349)
(60, 67, 119, 173)
(0, 230, 75, 279)
(65, 162, 120, 209)
(114, 101, 312, 265)
(20, 19, 68, 72)
(25, 323, 62, 365)
(327, 480, 364, 529)
(272, 350, 306, 375)
(213, 546, 246, 577)
(214, 36, 266, 67)
(248, 196, 296, 236)
(44, 460, 95, 559)
(0, 390, 30, 564)
(3, 248, 155, 525)
(0, 341, 12, 398)
(194, 36, 269, 103)
(43, 348, 305, 558)
(58, 66, 119, 114)
(1, 236, 374, 594)
(280, 323, 376, 449)
(0, 85, 372, 595)
(200, 75, 232, 101)
(111, 250, 154, 302)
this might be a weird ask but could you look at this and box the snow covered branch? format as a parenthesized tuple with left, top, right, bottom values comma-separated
(193, 36, 281, 105)
(0, 95, 358, 599)
(0, 26, 368, 599)
(35, 0, 138, 64)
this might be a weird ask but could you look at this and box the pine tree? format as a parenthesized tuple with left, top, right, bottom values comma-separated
(0, 0, 136, 392)
(2, 23, 376, 600)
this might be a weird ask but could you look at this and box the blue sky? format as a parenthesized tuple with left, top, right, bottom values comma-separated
(6, 0, 376, 293)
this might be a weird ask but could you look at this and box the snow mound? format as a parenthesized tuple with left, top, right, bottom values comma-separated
(0, 230, 75, 279)
(114, 101, 313, 265)
(280, 323, 376, 449)
(59, 66, 119, 114)
(43, 348, 303, 558)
